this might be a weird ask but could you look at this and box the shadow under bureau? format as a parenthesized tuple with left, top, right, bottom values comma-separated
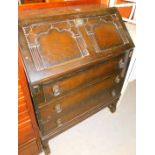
(18, 5, 134, 155)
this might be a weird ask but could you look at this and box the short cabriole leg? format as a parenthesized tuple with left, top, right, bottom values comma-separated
(108, 102, 117, 113)
(42, 140, 51, 155)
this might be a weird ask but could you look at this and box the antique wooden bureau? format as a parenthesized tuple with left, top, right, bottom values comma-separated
(19, 5, 134, 154)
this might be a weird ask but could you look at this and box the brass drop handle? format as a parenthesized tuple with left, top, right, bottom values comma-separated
(115, 76, 121, 84)
(118, 59, 125, 69)
(111, 90, 116, 97)
(55, 104, 62, 113)
(56, 119, 62, 127)
(53, 85, 61, 96)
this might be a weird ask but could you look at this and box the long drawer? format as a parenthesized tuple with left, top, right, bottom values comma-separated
(41, 86, 121, 136)
(34, 53, 126, 107)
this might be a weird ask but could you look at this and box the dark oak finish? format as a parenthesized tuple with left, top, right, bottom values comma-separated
(19, 5, 134, 155)
(18, 52, 42, 155)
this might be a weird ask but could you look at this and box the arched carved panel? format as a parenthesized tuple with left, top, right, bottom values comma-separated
(84, 14, 129, 52)
(38, 29, 82, 68)
(22, 20, 89, 71)
(94, 23, 123, 49)
(22, 14, 129, 71)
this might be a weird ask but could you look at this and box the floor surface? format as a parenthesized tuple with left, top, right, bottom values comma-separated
(40, 80, 136, 155)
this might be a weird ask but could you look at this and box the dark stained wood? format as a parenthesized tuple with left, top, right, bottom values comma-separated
(19, 5, 134, 84)
(34, 53, 125, 107)
(94, 23, 123, 49)
(18, 51, 42, 155)
(42, 85, 122, 136)
(18, 5, 134, 154)
(108, 101, 117, 113)
(38, 29, 82, 67)
(42, 98, 120, 141)
(39, 73, 122, 122)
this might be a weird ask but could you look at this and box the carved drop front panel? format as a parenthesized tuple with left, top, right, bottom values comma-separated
(22, 13, 129, 72)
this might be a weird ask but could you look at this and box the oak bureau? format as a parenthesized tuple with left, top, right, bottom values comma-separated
(19, 5, 134, 154)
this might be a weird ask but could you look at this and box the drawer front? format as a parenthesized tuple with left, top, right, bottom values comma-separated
(18, 102, 27, 114)
(41, 86, 121, 136)
(38, 73, 122, 123)
(34, 53, 126, 107)
(18, 120, 36, 145)
(18, 111, 30, 123)
(18, 140, 39, 155)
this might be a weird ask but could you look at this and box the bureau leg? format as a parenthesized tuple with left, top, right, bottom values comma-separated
(108, 102, 117, 113)
(42, 141, 51, 155)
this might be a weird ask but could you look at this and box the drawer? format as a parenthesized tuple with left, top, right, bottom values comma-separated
(38, 73, 123, 123)
(18, 111, 30, 123)
(35, 53, 126, 107)
(18, 102, 27, 114)
(18, 140, 39, 155)
(18, 120, 35, 145)
(18, 96, 26, 106)
(41, 86, 121, 136)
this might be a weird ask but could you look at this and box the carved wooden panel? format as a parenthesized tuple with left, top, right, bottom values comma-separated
(22, 20, 89, 71)
(22, 14, 128, 71)
(84, 14, 129, 52)
(19, 6, 133, 84)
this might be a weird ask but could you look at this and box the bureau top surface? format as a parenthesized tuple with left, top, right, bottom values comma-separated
(19, 5, 134, 85)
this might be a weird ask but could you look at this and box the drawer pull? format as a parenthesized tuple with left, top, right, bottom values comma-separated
(111, 90, 116, 97)
(56, 119, 63, 127)
(115, 76, 121, 84)
(55, 104, 62, 113)
(53, 85, 61, 96)
(118, 59, 125, 69)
